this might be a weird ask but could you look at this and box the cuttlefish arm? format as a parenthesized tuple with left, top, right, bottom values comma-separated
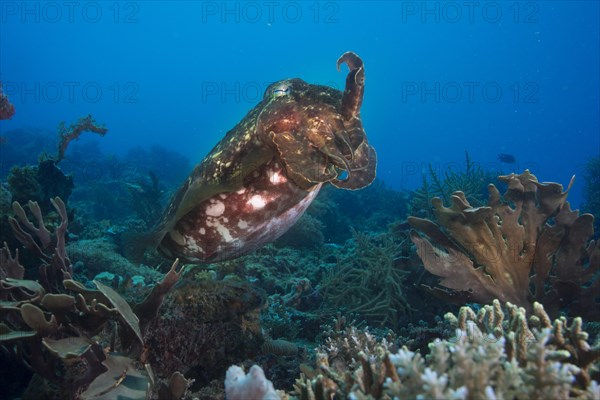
(337, 51, 365, 121)
(331, 142, 377, 189)
(262, 52, 375, 191)
(331, 52, 376, 189)
(269, 128, 337, 190)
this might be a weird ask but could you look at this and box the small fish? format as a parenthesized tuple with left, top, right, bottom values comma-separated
(498, 153, 516, 164)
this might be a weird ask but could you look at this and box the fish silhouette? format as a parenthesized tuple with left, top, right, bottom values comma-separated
(498, 154, 516, 164)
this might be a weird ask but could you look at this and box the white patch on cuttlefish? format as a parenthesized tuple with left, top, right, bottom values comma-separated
(215, 223, 234, 242)
(238, 220, 249, 229)
(184, 237, 204, 254)
(199, 228, 206, 235)
(206, 201, 225, 217)
(248, 195, 266, 210)
(268, 170, 287, 185)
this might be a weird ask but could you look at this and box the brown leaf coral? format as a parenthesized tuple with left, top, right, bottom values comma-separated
(0, 198, 184, 399)
(408, 170, 599, 318)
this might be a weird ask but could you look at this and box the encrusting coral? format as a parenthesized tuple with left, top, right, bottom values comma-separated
(409, 170, 599, 319)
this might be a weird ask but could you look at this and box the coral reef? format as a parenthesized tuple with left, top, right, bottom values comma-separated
(142, 275, 266, 388)
(1, 198, 141, 397)
(320, 229, 413, 328)
(285, 301, 599, 399)
(225, 365, 279, 400)
(582, 156, 600, 236)
(409, 170, 599, 318)
(0, 81, 15, 120)
(409, 152, 499, 219)
(0, 128, 57, 176)
(126, 170, 165, 229)
(275, 213, 324, 250)
(7, 160, 74, 213)
(0, 198, 190, 399)
(66, 238, 164, 288)
(55, 115, 108, 162)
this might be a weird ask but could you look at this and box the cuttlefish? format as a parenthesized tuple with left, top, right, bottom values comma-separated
(142, 52, 376, 263)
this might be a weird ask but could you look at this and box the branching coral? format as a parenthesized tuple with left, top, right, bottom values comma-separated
(320, 230, 412, 328)
(409, 152, 497, 219)
(56, 115, 108, 162)
(287, 301, 600, 399)
(409, 170, 599, 318)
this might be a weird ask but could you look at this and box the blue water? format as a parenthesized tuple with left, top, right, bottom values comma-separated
(1, 1, 598, 206)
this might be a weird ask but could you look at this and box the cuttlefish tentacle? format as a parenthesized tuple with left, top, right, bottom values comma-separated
(331, 145, 377, 190)
(337, 51, 365, 121)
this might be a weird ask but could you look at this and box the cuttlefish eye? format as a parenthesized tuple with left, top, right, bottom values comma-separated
(272, 83, 290, 97)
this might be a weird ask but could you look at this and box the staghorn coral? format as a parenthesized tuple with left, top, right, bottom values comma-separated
(409, 170, 599, 318)
(286, 301, 600, 400)
(445, 300, 600, 387)
(320, 230, 412, 328)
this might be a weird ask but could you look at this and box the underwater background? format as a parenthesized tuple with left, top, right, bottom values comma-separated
(1, 1, 599, 399)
